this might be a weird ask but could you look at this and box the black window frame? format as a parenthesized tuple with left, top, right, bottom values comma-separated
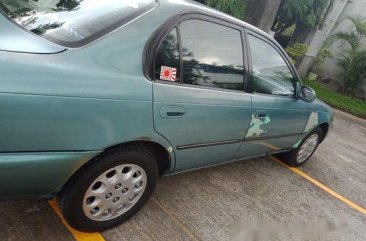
(153, 27, 181, 82)
(245, 30, 302, 98)
(144, 12, 250, 94)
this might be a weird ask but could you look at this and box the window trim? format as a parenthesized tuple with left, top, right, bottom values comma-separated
(154, 79, 250, 95)
(152, 27, 181, 82)
(177, 25, 183, 84)
(245, 30, 301, 98)
(144, 12, 250, 94)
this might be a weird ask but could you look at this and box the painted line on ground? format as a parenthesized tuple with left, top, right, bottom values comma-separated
(49, 199, 106, 241)
(271, 156, 366, 216)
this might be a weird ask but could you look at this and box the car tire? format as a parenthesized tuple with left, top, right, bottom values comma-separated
(276, 127, 322, 167)
(57, 146, 159, 232)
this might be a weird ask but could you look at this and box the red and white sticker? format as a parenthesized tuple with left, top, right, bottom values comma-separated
(160, 66, 177, 81)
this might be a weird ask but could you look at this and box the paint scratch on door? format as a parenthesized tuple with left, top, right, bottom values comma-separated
(304, 112, 319, 132)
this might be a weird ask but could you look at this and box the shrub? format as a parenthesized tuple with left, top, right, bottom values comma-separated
(285, 43, 308, 64)
(329, 16, 366, 94)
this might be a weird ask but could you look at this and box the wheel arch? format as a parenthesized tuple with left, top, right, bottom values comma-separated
(318, 122, 329, 143)
(104, 140, 173, 176)
(308, 110, 331, 143)
(57, 140, 173, 198)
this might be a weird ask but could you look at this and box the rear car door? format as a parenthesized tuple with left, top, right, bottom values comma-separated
(236, 32, 309, 158)
(151, 16, 252, 172)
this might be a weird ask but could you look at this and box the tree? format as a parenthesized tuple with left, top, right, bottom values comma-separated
(204, 0, 246, 20)
(54, 0, 82, 12)
(272, 0, 332, 45)
(245, 0, 281, 32)
(330, 17, 366, 94)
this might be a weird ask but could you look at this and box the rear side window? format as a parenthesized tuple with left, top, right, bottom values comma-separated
(154, 28, 180, 82)
(154, 19, 244, 92)
(0, 0, 157, 47)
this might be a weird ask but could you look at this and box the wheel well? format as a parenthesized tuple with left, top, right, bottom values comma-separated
(58, 141, 171, 198)
(318, 123, 329, 143)
(105, 141, 172, 175)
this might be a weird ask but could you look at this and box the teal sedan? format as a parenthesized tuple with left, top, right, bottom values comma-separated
(0, 0, 333, 232)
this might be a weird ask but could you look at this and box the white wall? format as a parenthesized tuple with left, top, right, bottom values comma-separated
(297, 0, 348, 77)
(321, 0, 366, 80)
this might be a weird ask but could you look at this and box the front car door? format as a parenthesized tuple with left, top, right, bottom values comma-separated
(236, 31, 309, 158)
(151, 16, 252, 172)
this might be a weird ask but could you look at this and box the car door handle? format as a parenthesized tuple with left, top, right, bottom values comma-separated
(167, 111, 185, 117)
(255, 111, 268, 119)
(160, 106, 187, 118)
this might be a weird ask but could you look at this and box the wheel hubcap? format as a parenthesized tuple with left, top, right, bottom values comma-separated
(83, 164, 147, 221)
(296, 134, 319, 163)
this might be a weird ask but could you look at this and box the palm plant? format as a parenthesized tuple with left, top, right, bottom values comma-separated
(330, 17, 366, 94)
(273, 0, 332, 38)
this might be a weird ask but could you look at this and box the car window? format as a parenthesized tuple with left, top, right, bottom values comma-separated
(0, 0, 156, 46)
(179, 19, 244, 91)
(248, 35, 295, 96)
(154, 28, 180, 82)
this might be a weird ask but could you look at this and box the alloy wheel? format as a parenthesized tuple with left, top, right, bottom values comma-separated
(296, 134, 319, 163)
(82, 164, 147, 221)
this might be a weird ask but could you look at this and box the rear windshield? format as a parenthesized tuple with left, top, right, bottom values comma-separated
(0, 0, 157, 47)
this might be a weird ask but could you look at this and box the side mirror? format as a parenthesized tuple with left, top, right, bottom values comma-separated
(298, 85, 316, 103)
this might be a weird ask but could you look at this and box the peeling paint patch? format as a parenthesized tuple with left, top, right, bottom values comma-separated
(246, 114, 271, 137)
(293, 139, 302, 148)
(304, 112, 319, 132)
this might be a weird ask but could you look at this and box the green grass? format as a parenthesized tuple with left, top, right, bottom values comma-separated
(304, 79, 366, 119)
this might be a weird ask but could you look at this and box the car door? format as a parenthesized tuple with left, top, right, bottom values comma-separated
(235, 32, 309, 158)
(151, 17, 252, 172)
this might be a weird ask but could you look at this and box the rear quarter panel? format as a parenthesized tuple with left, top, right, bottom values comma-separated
(0, 2, 193, 197)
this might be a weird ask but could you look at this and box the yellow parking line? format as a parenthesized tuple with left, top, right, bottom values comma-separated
(271, 156, 366, 216)
(49, 199, 106, 241)
(48, 157, 365, 241)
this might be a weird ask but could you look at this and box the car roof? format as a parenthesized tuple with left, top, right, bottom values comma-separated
(0, 0, 273, 54)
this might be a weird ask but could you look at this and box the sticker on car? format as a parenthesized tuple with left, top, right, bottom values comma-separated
(160, 66, 177, 81)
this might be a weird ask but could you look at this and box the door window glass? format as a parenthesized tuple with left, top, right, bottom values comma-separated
(180, 19, 244, 91)
(154, 28, 180, 82)
(248, 35, 295, 96)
